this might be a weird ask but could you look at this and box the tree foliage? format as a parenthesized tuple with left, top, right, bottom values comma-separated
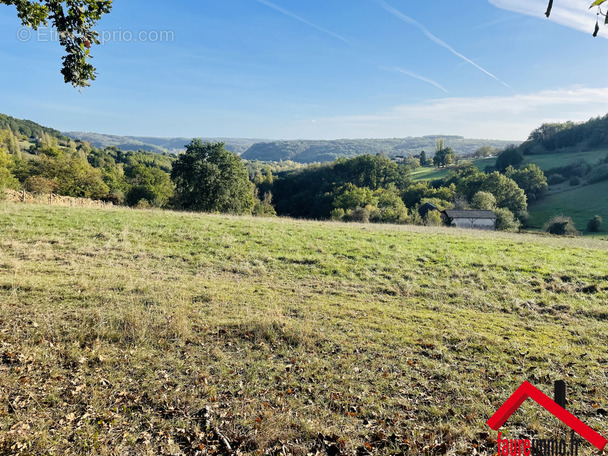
(0, 147, 19, 190)
(495, 146, 523, 172)
(36, 153, 109, 198)
(471, 191, 496, 211)
(433, 147, 455, 168)
(432, 138, 456, 168)
(125, 164, 174, 207)
(271, 154, 411, 220)
(504, 164, 548, 202)
(1, 0, 113, 87)
(546, 0, 608, 36)
(494, 208, 520, 232)
(447, 166, 527, 217)
(171, 140, 254, 214)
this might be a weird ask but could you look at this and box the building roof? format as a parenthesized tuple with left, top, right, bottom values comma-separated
(444, 210, 497, 219)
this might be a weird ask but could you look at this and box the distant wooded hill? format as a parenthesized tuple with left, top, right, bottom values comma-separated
(520, 114, 608, 154)
(241, 136, 519, 163)
(65, 131, 518, 163)
(64, 132, 263, 156)
(1, 113, 519, 163)
(0, 114, 65, 140)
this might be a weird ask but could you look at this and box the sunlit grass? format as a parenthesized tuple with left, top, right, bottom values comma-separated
(1, 203, 607, 455)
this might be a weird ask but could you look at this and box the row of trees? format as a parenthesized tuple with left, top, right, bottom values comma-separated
(1, 130, 554, 232)
(0, 132, 271, 215)
(0, 128, 175, 206)
(519, 115, 608, 155)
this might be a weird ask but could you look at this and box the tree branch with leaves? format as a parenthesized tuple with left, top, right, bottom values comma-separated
(1, 0, 112, 88)
(546, 0, 607, 36)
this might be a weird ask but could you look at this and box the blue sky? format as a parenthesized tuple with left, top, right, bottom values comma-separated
(1, 0, 608, 141)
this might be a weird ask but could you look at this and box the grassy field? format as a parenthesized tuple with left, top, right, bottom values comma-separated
(411, 150, 607, 183)
(410, 157, 496, 182)
(523, 150, 607, 171)
(1, 203, 608, 455)
(523, 149, 608, 232)
(528, 180, 608, 232)
(411, 152, 608, 234)
(410, 166, 450, 181)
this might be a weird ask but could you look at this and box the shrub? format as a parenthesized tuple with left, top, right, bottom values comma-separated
(135, 199, 151, 209)
(24, 176, 58, 194)
(347, 206, 371, 223)
(588, 164, 608, 184)
(545, 161, 590, 180)
(569, 177, 580, 186)
(253, 192, 277, 217)
(547, 174, 566, 185)
(494, 208, 520, 231)
(544, 215, 579, 236)
(423, 210, 444, 227)
(587, 215, 603, 232)
(330, 208, 345, 221)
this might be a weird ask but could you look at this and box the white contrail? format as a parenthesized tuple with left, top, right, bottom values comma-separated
(255, 0, 351, 45)
(378, 0, 512, 90)
(391, 67, 449, 93)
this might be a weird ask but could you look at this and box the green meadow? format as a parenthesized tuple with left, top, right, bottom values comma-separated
(1, 203, 608, 455)
(522, 150, 607, 171)
(412, 151, 608, 233)
(528, 180, 608, 233)
(410, 157, 496, 182)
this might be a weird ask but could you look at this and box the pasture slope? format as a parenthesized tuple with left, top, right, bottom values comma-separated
(1, 203, 608, 455)
(523, 149, 608, 232)
(527, 180, 608, 233)
(412, 151, 608, 232)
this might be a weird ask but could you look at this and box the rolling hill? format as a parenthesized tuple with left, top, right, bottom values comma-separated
(241, 136, 519, 163)
(64, 132, 263, 156)
(0, 113, 66, 140)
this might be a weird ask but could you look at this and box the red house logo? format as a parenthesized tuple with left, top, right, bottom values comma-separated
(487, 381, 607, 451)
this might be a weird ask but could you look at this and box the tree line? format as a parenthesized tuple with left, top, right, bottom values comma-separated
(1, 128, 553, 231)
(520, 114, 608, 154)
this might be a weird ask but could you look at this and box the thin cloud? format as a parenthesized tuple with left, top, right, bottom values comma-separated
(308, 87, 608, 140)
(386, 67, 448, 93)
(488, 0, 604, 37)
(377, 0, 512, 90)
(255, 0, 351, 45)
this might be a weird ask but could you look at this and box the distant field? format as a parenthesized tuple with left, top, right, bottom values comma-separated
(523, 149, 607, 171)
(411, 153, 607, 233)
(528, 180, 608, 232)
(1, 203, 608, 455)
(410, 166, 450, 181)
(410, 157, 496, 181)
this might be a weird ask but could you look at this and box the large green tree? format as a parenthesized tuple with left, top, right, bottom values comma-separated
(495, 146, 523, 172)
(453, 168, 527, 217)
(433, 147, 455, 168)
(38, 153, 109, 198)
(505, 164, 548, 202)
(1, 0, 112, 87)
(125, 164, 174, 207)
(171, 140, 254, 214)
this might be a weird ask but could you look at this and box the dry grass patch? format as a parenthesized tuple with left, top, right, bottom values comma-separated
(1, 203, 608, 454)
